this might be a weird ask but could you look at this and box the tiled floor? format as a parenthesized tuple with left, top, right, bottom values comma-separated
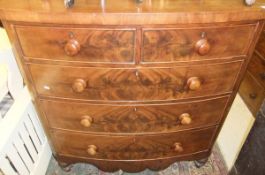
(45, 145, 228, 175)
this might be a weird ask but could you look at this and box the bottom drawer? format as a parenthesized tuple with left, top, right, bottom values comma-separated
(239, 71, 265, 116)
(52, 127, 217, 160)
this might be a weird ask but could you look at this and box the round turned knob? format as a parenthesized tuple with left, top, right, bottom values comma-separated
(249, 93, 257, 99)
(174, 142, 184, 153)
(179, 113, 192, 125)
(195, 38, 210, 56)
(187, 77, 201, 90)
(64, 39, 80, 56)
(72, 79, 87, 93)
(80, 116, 93, 128)
(87, 145, 97, 156)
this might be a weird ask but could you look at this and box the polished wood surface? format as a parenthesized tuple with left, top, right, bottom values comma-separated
(239, 71, 265, 115)
(239, 27, 265, 116)
(1, 0, 265, 172)
(256, 30, 265, 57)
(51, 127, 216, 160)
(0, 0, 265, 24)
(29, 61, 242, 101)
(248, 52, 265, 88)
(142, 24, 257, 62)
(41, 96, 229, 134)
(15, 25, 135, 63)
(55, 151, 211, 173)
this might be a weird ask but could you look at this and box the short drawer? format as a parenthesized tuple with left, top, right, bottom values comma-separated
(142, 23, 257, 63)
(29, 61, 242, 101)
(248, 52, 265, 88)
(41, 96, 228, 134)
(52, 127, 216, 160)
(15, 26, 136, 63)
(239, 71, 265, 116)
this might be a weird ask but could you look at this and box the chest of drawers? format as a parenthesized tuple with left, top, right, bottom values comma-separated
(1, 0, 265, 173)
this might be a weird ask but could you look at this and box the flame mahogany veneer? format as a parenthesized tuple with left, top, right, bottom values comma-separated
(1, 0, 265, 172)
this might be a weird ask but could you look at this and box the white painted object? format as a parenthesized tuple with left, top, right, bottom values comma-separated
(217, 95, 255, 171)
(0, 28, 23, 100)
(0, 28, 51, 175)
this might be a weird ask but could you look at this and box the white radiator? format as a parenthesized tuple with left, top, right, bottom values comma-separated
(0, 28, 52, 175)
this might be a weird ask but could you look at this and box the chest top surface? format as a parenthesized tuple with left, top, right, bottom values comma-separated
(0, 0, 265, 25)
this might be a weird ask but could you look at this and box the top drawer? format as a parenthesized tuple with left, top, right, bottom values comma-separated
(142, 23, 257, 63)
(15, 26, 136, 64)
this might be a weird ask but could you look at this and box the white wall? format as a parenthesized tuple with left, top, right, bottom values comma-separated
(217, 95, 255, 171)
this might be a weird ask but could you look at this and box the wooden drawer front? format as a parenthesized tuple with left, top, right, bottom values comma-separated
(15, 26, 135, 63)
(248, 52, 265, 88)
(29, 61, 241, 101)
(256, 30, 265, 57)
(52, 127, 216, 160)
(41, 96, 228, 134)
(142, 24, 257, 63)
(239, 72, 265, 116)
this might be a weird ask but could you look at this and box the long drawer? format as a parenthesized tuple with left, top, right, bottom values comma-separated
(52, 127, 217, 160)
(142, 23, 257, 63)
(15, 26, 136, 63)
(41, 96, 228, 134)
(29, 61, 242, 101)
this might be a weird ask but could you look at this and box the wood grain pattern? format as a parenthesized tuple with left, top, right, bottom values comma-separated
(1, 1, 265, 172)
(239, 26, 265, 116)
(248, 52, 265, 88)
(239, 72, 265, 115)
(255, 30, 265, 57)
(51, 127, 216, 160)
(54, 150, 211, 173)
(15, 26, 135, 63)
(41, 96, 228, 134)
(0, 0, 265, 25)
(28, 61, 242, 101)
(142, 24, 256, 62)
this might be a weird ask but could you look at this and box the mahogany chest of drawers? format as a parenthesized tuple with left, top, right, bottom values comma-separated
(1, 0, 265, 172)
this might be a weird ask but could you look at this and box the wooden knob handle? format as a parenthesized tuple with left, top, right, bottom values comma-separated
(174, 142, 184, 153)
(187, 77, 201, 90)
(195, 37, 210, 56)
(179, 113, 192, 125)
(80, 115, 93, 128)
(64, 39, 80, 56)
(249, 93, 257, 99)
(72, 79, 86, 93)
(87, 145, 97, 156)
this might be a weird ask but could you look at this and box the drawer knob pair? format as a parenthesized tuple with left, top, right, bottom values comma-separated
(195, 32, 211, 56)
(179, 113, 192, 125)
(87, 145, 98, 156)
(80, 115, 93, 128)
(174, 142, 184, 153)
(72, 77, 201, 93)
